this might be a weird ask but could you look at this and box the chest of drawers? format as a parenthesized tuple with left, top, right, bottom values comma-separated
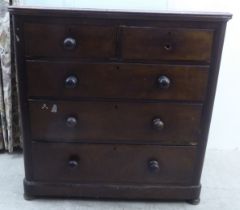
(10, 7, 231, 204)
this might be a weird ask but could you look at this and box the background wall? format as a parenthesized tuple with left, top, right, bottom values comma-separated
(168, 1, 240, 150)
(21, 0, 240, 150)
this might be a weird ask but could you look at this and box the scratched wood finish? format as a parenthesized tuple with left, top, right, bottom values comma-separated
(24, 23, 116, 58)
(32, 142, 196, 184)
(27, 61, 209, 101)
(29, 100, 202, 145)
(122, 27, 214, 62)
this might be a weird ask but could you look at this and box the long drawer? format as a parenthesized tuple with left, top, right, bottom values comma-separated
(27, 61, 208, 101)
(32, 142, 196, 185)
(122, 26, 213, 62)
(29, 100, 202, 145)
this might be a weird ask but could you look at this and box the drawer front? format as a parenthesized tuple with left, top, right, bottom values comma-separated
(24, 23, 116, 58)
(32, 142, 196, 185)
(122, 27, 213, 62)
(27, 61, 208, 101)
(30, 101, 202, 145)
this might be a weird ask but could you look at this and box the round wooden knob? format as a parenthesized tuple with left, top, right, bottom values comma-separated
(65, 75, 78, 89)
(152, 118, 164, 130)
(157, 75, 171, 89)
(63, 37, 77, 50)
(148, 160, 159, 172)
(68, 158, 79, 168)
(66, 116, 78, 128)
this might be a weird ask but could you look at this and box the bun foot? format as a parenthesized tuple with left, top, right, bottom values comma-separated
(186, 198, 200, 205)
(24, 193, 35, 201)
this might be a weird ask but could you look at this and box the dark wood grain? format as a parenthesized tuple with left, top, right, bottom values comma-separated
(9, 6, 232, 22)
(32, 142, 196, 185)
(24, 179, 201, 200)
(26, 61, 209, 101)
(122, 27, 214, 62)
(12, 15, 35, 180)
(24, 23, 116, 58)
(10, 6, 231, 201)
(29, 100, 202, 145)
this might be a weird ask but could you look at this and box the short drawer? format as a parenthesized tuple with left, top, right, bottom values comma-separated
(27, 61, 208, 101)
(29, 101, 202, 145)
(32, 142, 196, 185)
(122, 27, 213, 62)
(24, 23, 116, 58)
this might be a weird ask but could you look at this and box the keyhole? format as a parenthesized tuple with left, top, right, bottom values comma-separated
(114, 105, 119, 110)
(164, 43, 172, 51)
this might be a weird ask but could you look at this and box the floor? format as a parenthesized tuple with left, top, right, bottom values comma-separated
(0, 149, 240, 210)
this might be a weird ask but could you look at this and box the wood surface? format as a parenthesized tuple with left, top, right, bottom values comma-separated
(29, 100, 202, 145)
(10, 7, 231, 202)
(27, 61, 209, 101)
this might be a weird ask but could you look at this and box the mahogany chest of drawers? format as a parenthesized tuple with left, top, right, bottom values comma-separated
(10, 6, 231, 204)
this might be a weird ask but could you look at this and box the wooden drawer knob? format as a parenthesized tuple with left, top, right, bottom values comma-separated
(68, 156, 79, 168)
(63, 37, 77, 50)
(66, 116, 78, 128)
(152, 118, 164, 130)
(65, 75, 78, 89)
(148, 160, 159, 172)
(157, 75, 171, 89)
